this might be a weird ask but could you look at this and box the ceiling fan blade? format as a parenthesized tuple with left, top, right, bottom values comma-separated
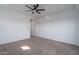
(36, 11, 40, 14)
(34, 4, 39, 9)
(37, 9, 45, 11)
(32, 11, 34, 14)
(36, 4, 39, 8)
(25, 5, 33, 10)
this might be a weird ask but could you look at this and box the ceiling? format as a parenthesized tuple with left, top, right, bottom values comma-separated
(0, 4, 77, 18)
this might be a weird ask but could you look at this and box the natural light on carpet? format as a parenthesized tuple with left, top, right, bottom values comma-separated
(21, 45, 31, 50)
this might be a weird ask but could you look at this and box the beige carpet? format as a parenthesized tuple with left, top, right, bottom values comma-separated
(0, 36, 79, 55)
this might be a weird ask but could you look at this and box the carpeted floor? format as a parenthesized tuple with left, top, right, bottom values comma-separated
(0, 36, 79, 55)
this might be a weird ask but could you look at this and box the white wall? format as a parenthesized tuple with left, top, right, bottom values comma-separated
(0, 8, 30, 44)
(75, 8, 79, 46)
(36, 9, 79, 46)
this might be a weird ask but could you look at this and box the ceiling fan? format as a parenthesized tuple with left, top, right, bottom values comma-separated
(25, 4, 45, 14)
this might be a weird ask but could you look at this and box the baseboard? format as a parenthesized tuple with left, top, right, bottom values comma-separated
(0, 38, 30, 45)
(34, 35, 79, 47)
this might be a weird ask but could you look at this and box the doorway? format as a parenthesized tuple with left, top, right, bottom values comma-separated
(30, 19, 36, 37)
